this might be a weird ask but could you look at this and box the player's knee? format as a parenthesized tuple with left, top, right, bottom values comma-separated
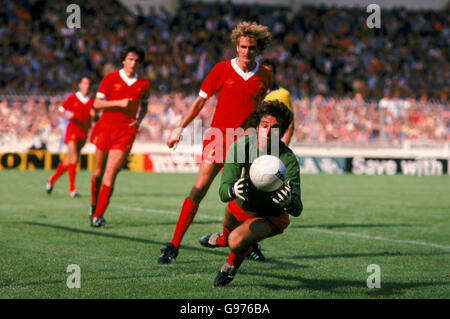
(102, 170, 117, 186)
(227, 232, 239, 252)
(70, 155, 78, 164)
(228, 232, 247, 254)
(92, 169, 102, 180)
(188, 186, 206, 203)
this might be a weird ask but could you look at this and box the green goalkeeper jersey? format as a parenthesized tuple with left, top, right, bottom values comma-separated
(219, 134, 303, 217)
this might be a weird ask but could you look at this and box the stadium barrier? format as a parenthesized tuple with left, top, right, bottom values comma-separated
(1, 151, 448, 176)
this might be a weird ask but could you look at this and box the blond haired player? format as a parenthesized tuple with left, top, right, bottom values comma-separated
(158, 22, 273, 264)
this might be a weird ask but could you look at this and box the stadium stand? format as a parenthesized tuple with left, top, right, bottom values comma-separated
(0, 1, 448, 152)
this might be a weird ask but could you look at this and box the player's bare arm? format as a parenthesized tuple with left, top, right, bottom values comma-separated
(129, 101, 148, 129)
(57, 105, 74, 120)
(57, 105, 87, 128)
(93, 97, 130, 109)
(89, 108, 97, 120)
(167, 95, 207, 148)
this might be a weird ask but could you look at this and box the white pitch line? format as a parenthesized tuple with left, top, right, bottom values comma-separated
(304, 227, 450, 250)
(114, 205, 450, 251)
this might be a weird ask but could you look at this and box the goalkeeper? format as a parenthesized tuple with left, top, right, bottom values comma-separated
(200, 99, 303, 286)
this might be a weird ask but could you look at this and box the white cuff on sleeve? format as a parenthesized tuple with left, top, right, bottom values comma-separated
(199, 90, 208, 99)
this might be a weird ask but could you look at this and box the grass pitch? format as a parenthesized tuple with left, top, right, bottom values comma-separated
(0, 170, 449, 299)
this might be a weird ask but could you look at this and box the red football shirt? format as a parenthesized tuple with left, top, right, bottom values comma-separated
(199, 58, 272, 132)
(61, 92, 94, 131)
(96, 69, 150, 124)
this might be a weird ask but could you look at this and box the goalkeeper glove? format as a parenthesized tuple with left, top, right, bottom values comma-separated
(229, 167, 251, 201)
(271, 181, 292, 208)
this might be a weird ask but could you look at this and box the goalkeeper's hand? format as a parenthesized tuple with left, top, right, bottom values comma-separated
(229, 167, 251, 201)
(271, 181, 292, 207)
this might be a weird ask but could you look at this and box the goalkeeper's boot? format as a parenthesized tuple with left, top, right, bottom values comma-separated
(246, 243, 266, 262)
(213, 262, 238, 287)
(46, 179, 53, 194)
(199, 233, 221, 248)
(91, 216, 106, 228)
(158, 242, 178, 264)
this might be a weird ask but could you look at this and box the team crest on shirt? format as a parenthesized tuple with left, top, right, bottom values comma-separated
(224, 80, 235, 88)
(113, 84, 122, 91)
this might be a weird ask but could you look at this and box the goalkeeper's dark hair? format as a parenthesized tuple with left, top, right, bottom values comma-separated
(249, 99, 293, 138)
(120, 46, 145, 63)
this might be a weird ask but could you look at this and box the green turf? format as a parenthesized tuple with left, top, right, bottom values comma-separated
(0, 170, 449, 299)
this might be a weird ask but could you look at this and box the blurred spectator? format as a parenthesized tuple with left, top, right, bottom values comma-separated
(0, 94, 448, 147)
(0, 1, 448, 100)
(0, 1, 448, 148)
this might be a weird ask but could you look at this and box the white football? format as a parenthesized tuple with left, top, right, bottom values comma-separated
(249, 155, 286, 192)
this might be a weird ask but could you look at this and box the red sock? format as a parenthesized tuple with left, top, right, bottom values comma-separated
(91, 176, 102, 206)
(171, 197, 199, 249)
(226, 246, 253, 268)
(49, 162, 67, 185)
(67, 163, 76, 192)
(92, 184, 111, 218)
(216, 226, 231, 247)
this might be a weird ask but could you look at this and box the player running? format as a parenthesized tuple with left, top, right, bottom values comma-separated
(46, 77, 95, 197)
(158, 21, 273, 264)
(199, 99, 303, 286)
(158, 22, 272, 264)
(89, 46, 149, 227)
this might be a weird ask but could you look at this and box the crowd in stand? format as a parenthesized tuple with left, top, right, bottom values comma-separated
(0, 1, 448, 147)
(2, 0, 448, 99)
(1, 94, 448, 149)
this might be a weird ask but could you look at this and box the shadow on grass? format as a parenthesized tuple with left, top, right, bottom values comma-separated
(0, 274, 162, 289)
(238, 271, 450, 297)
(21, 221, 229, 259)
(21, 222, 309, 271)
